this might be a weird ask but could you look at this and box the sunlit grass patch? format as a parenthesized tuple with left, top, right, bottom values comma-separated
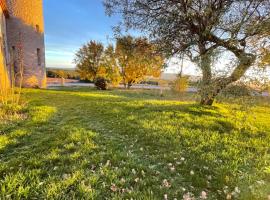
(29, 106, 57, 123)
(0, 87, 269, 199)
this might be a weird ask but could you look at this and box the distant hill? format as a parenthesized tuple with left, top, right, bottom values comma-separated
(160, 73, 201, 82)
(46, 67, 76, 72)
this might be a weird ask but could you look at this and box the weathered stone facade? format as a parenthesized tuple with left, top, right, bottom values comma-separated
(0, 0, 10, 91)
(1, 0, 46, 88)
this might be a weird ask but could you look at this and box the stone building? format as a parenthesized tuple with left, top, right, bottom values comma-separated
(0, 0, 10, 91)
(0, 0, 46, 88)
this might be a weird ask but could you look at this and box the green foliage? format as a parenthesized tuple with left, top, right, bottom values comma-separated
(74, 42, 122, 86)
(220, 84, 251, 97)
(0, 88, 269, 199)
(104, 0, 270, 104)
(74, 41, 104, 81)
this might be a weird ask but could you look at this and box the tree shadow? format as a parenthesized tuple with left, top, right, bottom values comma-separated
(0, 88, 268, 199)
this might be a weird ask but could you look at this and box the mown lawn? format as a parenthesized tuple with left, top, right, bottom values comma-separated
(0, 87, 269, 200)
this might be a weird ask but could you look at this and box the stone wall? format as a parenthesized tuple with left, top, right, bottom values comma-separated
(6, 0, 46, 88)
(0, 3, 10, 92)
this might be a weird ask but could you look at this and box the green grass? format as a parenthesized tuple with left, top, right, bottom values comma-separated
(0, 87, 269, 199)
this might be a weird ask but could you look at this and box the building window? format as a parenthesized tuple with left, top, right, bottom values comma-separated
(37, 48, 41, 66)
(36, 25, 40, 32)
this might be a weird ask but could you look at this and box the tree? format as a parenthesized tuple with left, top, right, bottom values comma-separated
(259, 46, 270, 68)
(74, 41, 104, 81)
(116, 36, 164, 88)
(102, 45, 122, 87)
(104, 0, 270, 105)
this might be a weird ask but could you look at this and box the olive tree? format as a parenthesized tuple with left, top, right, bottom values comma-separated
(104, 0, 270, 105)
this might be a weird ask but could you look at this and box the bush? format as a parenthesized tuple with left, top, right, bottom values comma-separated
(221, 84, 251, 97)
(0, 104, 23, 115)
(25, 76, 39, 88)
(94, 77, 108, 90)
(172, 76, 189, 92)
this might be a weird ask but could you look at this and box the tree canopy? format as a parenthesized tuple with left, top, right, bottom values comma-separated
(104, 0, 270, 104)
(75, 41, 104, 81)
(74, 36, 164, 88)
(116, 36, 164, 88)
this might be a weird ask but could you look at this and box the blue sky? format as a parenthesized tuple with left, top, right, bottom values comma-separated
(43, 0, 120, 69)
(43, 0, 198, 74)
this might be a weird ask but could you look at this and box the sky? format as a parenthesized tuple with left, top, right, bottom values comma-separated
(43, 0, 198, 75)
(43, 0, 120, 69)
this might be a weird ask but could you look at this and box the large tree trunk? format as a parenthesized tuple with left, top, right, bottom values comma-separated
(199, 52, 256, 105)
(198, 50, 215, 105)
(200, 93, 215, 105)
(127, 81, 132, 89)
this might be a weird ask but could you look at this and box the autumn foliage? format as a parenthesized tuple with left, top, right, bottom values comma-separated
(74, 36, 164, 89)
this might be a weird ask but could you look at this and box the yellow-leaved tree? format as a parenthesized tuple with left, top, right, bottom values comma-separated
(116, 36, 164, 88)
(101, 45, 122, 87)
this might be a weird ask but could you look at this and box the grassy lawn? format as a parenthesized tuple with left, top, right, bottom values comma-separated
(0, 87, 270, 199)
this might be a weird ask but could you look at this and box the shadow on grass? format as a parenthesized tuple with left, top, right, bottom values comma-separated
(0, 88, 269, 199)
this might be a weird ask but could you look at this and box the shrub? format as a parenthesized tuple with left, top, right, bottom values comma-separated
(220, 84, 251, 97)
(172, 76, 189, 93)
(1, 104, 23, 115)
(25, 76, 39, 88)
(94, 77, 108, 90)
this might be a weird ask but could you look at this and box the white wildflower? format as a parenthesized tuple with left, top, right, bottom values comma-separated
(120, 178, 126, 183)
(180, 187, 186, 191)
(110, 184, 117, 192)
(141, 170, 145, 176)
(183, 192, 194, 200)
(200, 191, 207, 199)
(62, 174, 69, 180)
(190, 170, 195, 175)
(223, 186, 229, 194)
(105, 160, 111, 167)
(132, 169, 136, 174)
(234, 187, 240, 194)
(162, 179, 171, 188)
(164, 194, 168, 200)
(38, 182, 44, 186)
(226, 193, 232, 200)
(256, 180, 265, 185)
(203, 166, 209, 170)
(170, 166, 176, 172)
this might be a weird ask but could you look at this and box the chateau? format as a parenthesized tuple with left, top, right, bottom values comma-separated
(0, 0, 46, 88)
